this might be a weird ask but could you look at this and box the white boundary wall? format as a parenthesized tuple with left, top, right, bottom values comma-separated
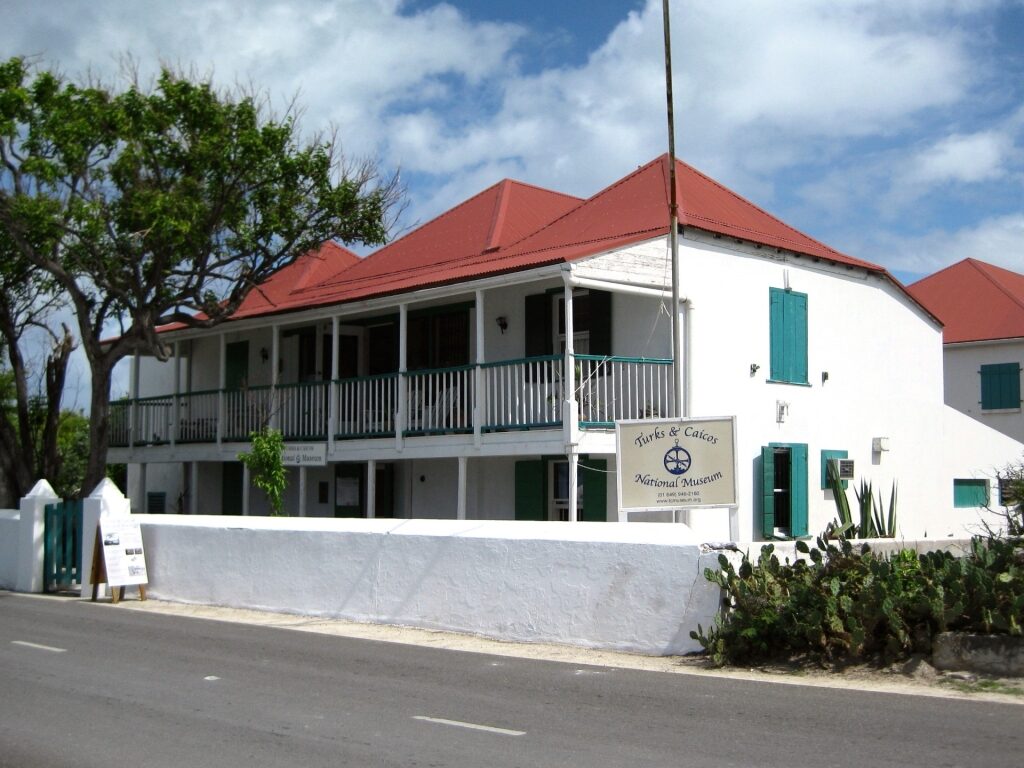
(135, 514, 723, 655)
(0, 510, 19, 589)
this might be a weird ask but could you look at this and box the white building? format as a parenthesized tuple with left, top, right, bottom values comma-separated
(111, 156, 1022, 540)
(909, 258, 1024, 445)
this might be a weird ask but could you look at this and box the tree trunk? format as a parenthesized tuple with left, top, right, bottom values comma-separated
(82, 359, 115, 498)
(40, 328, 74, 485)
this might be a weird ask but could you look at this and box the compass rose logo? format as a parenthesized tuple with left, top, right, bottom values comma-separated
(663, 440, 691, 476)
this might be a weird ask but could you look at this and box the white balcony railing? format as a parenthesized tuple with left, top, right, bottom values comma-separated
(109, 354, 675, 447)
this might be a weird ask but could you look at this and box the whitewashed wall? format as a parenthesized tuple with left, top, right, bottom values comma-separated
(943, 340, 1024, 444)
(136, 514, 721, 655)
(0, 510, 19, 589)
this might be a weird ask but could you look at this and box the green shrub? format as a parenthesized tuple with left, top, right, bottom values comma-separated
(691, 533, 1024, 667)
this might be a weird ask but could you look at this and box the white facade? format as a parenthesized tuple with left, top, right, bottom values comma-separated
(942, 338, 1024, 444)
(113, 229, 1022, 541)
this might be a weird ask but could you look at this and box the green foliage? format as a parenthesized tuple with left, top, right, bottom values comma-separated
(691, 533, 1024, 667)
(825, 459, 897, 539)
(238, 428, 286, 516)
(0, 56, 399, 493)
(52, 410, 89, 498)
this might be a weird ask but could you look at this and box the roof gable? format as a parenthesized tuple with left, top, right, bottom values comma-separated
(908, 258, 1024, 343)
(503, 154, 882, 270)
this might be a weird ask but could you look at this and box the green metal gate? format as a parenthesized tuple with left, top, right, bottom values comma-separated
(43, 499, 83, 592)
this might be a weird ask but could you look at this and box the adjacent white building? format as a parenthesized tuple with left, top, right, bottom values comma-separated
(110, 156, 1022, 540)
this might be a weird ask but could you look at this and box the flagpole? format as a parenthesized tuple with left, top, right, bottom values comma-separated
(662, 0, 684, 418)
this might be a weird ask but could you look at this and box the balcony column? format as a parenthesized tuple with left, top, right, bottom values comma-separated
(171, 341, 180, 446)
(190, 461, 199, 515)
(270, 324, 280, 431)
(562, 273, 579, 447)
(567, 452, 579, 523)
(457, 456, 468, 520)
(242, 464, 251, 516)
(396, 303, 408, 451)
(129, 351, 140, 449)
(298, 467, 307, 517)
(366, 460, 376, 519)
(329, 316, 339, 452)
(473, 290, 484, 448)
(217, 334, 226, 444)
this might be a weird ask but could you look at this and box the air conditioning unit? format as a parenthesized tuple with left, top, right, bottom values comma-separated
(837, 459, 855, 479)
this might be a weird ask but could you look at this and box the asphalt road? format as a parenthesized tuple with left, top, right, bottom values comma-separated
(1, 592, 1020, 768)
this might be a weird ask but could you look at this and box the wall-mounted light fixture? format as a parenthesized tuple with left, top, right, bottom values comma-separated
(750, 363, 760, 377)
(776, 400, 790, 424)
(821, 371, 829, 384)
(496, 316, 508, 334)
(260, 347, 269, 363)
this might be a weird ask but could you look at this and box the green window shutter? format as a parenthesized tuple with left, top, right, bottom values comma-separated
(515, 460, 546, 520)
(980, 363, 1021, 409)
(953, 479, 989, 508)
(768, 288, 808, 384)
(761, 446, 775, 537)
(579, 458, 607, 522)
(789, 292, 808, 384)
(789, 443, 809, 537)
(588, 290, 612, 356)
(525, 293, 553, 357)
(820, 449, 849, 490)
(769, 289, 785, 380)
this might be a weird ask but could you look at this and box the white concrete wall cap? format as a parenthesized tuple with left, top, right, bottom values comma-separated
(24, 479, 58, 499)
(132, 514, 704, 545)
(88, 477, 127, 501)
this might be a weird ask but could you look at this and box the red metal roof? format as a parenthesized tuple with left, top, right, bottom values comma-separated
(230, 240, 360, 319)
(156, 154, 911, 332)
(908, 258, 1024, 343)
(286, 179, 584, 310)
(500, 154, 882, 269)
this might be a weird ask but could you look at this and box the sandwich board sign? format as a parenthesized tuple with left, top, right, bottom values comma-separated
(91, 516, 149, 602)
(616, 416, 737, 512)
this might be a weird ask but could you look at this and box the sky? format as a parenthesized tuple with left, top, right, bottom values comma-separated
(2, 0, 1023, 399)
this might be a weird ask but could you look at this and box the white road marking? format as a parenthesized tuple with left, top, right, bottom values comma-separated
(12, 640, 66, 653)
(204, 676, 220, 681)
(412, 716, 525, 736)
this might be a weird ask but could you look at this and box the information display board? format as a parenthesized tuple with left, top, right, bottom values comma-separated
(616, 416, 737, 512)
(99, 516, 149, 587)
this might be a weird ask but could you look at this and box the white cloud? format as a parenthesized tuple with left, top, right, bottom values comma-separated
(874, 213, 1024, 277)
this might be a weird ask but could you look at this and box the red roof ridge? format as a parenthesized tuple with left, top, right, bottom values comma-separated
(967, 258, 1024, 314)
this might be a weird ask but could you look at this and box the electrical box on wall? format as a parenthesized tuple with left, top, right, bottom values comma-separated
(837, 459, 855, 479)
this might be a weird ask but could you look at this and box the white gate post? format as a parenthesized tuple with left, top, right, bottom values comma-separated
(15, 480, 59, 593)
(80, 479, 131, 600)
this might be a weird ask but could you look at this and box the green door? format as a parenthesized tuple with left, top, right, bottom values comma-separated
(514, 460, 546, 520)
(580, 458, 607, 522)
(225, 341, 249, 390)
(222, 462, 243, 516)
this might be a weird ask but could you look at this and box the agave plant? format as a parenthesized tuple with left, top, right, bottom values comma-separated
(826, 459, 897, 539)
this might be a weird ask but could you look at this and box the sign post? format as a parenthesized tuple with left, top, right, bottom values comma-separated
(616, 416, 737, 522)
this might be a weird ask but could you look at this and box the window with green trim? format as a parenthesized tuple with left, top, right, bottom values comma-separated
(769, 288, 808, 384)
(953, 479, 989, 508)
(980, 363, 1021, 410)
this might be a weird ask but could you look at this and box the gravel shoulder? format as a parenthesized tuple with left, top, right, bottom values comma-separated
(112, 597, 1024, 705)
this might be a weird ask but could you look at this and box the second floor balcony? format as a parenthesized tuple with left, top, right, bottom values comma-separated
(110, 353, 674, 448)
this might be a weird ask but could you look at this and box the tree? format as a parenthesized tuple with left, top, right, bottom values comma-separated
(0, 218, 76, 501)
(0, 57, 400, 494)
(238, 428, 286, 516)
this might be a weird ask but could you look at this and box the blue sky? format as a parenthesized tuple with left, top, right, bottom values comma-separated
(2, 0, 1022, 285)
